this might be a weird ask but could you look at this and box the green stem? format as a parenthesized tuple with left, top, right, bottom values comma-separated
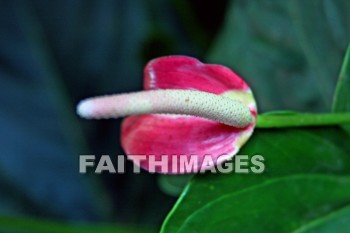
(256, 113, 350, 128)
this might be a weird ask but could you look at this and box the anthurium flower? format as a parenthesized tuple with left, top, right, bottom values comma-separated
(77, 56, 257, 174)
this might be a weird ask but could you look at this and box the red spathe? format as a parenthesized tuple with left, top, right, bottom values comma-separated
(122, 56, 257, 174)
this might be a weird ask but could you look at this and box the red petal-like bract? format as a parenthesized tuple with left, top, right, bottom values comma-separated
(122, 56, 257, 174)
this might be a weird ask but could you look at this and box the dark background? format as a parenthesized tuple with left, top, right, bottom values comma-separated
(0, 0, 349, 231)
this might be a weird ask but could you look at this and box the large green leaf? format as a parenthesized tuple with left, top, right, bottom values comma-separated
(208, 0, 350, 111)
(293, 205, 350, 233)
(0, 0, 184, 225)
(164, 175, 350, 233)
(332, 45, 350, 134)
(0, 0, 109, 219)
(160, 128, 350, 232)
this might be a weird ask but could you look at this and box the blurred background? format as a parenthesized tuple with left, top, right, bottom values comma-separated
(0, 0, 349, 232)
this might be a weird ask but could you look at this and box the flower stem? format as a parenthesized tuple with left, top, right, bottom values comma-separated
(256, 112, 350, 128)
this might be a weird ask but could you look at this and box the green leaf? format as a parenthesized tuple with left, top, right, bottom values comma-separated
(164, 176, 350, 233)
(288, 0, 347, 106)
(0, 215, 155, 233)
(208, 0, 350, 112)
(332, 45, 350, 134)
(0, 0, 184, 224)
(293, 205, 350, 233)
(0, 1, 109, 219)
(160, 128, 350, 232)
(333, 44, 350, 111)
